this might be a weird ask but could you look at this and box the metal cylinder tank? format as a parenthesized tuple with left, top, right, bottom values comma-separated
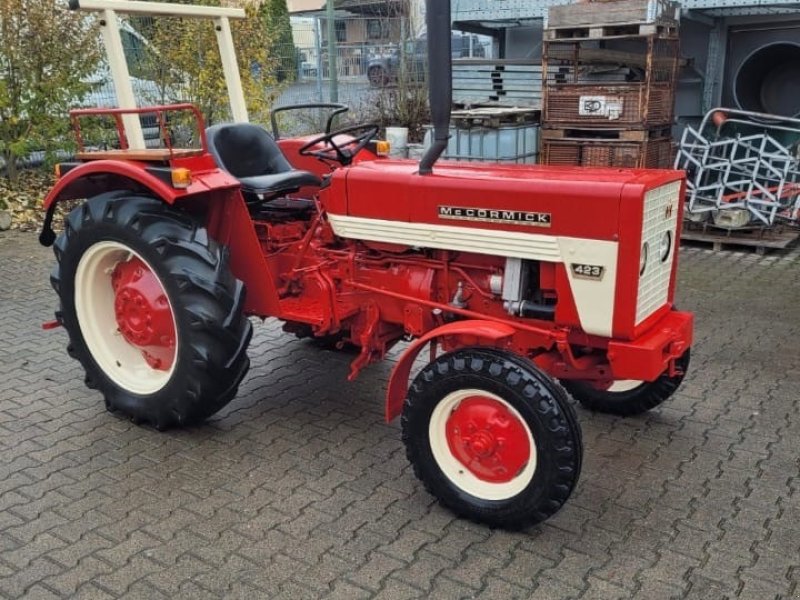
(734, 42, 800, 117)
(722, 24, 800, 118)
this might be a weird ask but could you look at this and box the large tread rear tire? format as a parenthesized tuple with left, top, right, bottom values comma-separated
(402, 347, 582, 529)
(51, 192, 252, 429)
(563, 350, 691, 417)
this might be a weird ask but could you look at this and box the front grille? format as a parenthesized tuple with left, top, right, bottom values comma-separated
(636, 181, 681, 325)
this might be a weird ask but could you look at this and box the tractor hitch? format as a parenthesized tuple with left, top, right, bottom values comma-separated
(42, 319, 62, 331)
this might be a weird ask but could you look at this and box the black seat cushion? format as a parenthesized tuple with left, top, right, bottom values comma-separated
(206, 123, 322, 196)
(238, 171, 322, 195)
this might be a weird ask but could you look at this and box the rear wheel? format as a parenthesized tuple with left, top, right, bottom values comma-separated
(402, 347, 582, 528)
(563, 350, 691, 416)
(51, 192, 252, 429)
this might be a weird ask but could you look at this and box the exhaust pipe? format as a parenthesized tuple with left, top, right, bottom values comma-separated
(419, 0, 452, 175)
(734, 42, 800, 118)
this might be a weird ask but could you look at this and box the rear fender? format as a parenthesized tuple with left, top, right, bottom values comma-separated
(43, 160, 184, 211)
(384, 320, 516, 422)
(39, 160, 238, 246)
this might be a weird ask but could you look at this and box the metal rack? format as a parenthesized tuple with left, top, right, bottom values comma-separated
(675, 108, 800, 227)
(541, 36, 680, 128)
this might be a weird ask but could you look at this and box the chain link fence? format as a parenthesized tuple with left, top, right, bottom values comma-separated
(78, 13, 491, 141)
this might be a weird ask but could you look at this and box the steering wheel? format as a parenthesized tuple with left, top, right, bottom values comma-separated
(298, 123, 380, 166)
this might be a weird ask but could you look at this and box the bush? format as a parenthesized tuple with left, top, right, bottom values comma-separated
(0, 0, 101, 185)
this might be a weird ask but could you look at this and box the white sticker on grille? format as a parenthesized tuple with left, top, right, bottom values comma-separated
(636, 181, 681, 325)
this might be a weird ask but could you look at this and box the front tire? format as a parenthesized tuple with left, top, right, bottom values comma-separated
(563, 350, 691, 416)
(402, 347, 582, 529)
(51, 192, 252, 429)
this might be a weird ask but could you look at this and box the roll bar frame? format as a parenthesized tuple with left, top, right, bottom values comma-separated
(69, 0, 248, 150)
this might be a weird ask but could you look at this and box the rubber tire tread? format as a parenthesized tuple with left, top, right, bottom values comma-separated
(562, 350, 691, 417)
(402, 346, 583, 529)
(51, 191, 252, 429)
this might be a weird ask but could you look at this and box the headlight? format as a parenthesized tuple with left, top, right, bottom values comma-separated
(640, 242, 649, 276)
(659, 231, 672, 262)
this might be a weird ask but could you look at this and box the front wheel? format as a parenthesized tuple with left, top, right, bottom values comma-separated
(402, 347, 582, 529)
(51, 192, 252, 429)
(562, 350, 691, 416)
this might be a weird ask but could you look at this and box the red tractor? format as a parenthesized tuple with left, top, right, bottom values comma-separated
(40, 0, 692, 527)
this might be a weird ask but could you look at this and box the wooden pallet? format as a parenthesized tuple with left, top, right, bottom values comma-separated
(541, 125, 671, 141)
(546, 0, 677, 29)
(681, 223, 800, 255)
(544, 22, 678, 41)
(453, 93, 543, 110)
(451, 107, 541, 128)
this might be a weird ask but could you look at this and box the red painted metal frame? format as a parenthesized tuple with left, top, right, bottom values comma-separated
(46, 104, 236, 211)
(69, 104, 209, 156)
(42, 158, 239, 210)
(385, 320, 515, 421)
(47, 101, 694, 428)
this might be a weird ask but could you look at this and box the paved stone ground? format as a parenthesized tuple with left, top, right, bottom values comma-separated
(0, 230, 798, 600)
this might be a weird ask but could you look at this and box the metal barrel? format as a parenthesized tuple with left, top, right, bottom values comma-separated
(734, 42, 800, 118)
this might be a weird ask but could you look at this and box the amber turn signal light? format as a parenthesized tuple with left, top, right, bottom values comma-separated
(171, 168, 192, 189)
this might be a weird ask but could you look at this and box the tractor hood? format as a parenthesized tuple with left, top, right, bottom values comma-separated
(330, 160, 683, 243)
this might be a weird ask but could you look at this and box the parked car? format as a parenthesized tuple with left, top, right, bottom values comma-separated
(367, 34, 487, 87)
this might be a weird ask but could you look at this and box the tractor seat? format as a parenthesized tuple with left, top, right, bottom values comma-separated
(206, 123, 322, 200)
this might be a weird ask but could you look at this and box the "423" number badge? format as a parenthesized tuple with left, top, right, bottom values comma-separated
(571, 264, 605, 280)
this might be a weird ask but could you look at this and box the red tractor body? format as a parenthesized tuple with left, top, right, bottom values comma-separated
(39, 0, 692, 529)
(46, 120, 691, 413)
(42, 101, 692, 526)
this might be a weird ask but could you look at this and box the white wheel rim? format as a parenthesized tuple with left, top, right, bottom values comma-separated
(429, 389, 537, 501)
(606, 380, 644, 393)
(74, 241, 178, 395)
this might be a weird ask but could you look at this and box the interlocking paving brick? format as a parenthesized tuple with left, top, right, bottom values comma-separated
(1, 231, 799, 598)
(388, 549, 455, 593)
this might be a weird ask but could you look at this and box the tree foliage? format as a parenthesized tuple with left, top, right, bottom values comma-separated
(135, 0, 279, 126)
(261, 0, 295, 83)
(0, 0, 101, 184)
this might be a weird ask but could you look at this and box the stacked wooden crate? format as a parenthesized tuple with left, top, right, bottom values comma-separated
(540, 0, 680, 168)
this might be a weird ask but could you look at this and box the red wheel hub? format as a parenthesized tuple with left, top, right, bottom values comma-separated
(445, 396, 531, 483)
(111, 257, 176, 371)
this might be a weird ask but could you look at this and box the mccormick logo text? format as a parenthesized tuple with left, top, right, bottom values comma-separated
(438, 206, 552, 228)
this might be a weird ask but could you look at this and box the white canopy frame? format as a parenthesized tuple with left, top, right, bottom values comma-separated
(70, 0, 249, 149)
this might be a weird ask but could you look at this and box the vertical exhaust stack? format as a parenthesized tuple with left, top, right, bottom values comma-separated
(419, 0, 452, 175)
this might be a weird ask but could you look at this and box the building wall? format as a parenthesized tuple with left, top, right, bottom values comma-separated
(505, 25, 544, 59)
(288, 0, 324, 13)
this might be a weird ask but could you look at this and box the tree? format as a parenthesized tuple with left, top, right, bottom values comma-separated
(136, 0, 278, 126)
(261, 0, 296, 83)
(0, 0, 101, 184)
